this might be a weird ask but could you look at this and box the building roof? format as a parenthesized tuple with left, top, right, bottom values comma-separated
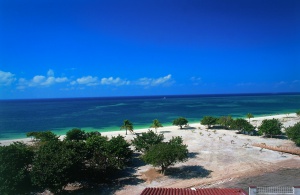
(140, 187, 248, 195)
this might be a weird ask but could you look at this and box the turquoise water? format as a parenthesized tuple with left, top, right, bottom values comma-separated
(0, 93, 300, 140)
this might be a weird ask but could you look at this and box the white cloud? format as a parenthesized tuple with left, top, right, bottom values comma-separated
(31, 75, 46, 85)
(70, 76, 129, 87)
(70, 81, 77, 85)
(47, 69, 54, 77)
(136, 74, 172, 86)
(76, 76, 99, 86)
(17, 69, 68, 89)
(0, 70, 16, 86)
(41, 77, 68, 86)
(101, 77, 130, 86)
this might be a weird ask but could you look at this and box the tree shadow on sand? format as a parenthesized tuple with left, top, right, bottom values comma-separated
(65, 153, 145, 195)
(184, 126, 197, 130)
(188, 152, 200, 158)
(160, 131, 171, 134)
(166, 165, 212, 179)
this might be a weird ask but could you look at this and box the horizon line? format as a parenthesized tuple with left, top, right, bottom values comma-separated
(1, 91, 300, 101)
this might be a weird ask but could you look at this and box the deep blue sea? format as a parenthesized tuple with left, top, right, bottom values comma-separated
(1, 93, 300, 140)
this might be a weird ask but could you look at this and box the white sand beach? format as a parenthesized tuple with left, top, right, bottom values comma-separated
(1, 113, 300, 194)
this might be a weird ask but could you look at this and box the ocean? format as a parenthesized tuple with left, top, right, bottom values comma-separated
(0, 93, 300, 140)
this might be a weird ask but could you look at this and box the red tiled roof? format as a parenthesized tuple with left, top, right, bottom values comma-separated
(140, 187, 248, 195)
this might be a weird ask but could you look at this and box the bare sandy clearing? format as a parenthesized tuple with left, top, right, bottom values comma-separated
(114, 114, 300, 195)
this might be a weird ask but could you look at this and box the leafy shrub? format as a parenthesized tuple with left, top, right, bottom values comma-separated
(230, 118, 255, 134)
(258, 118, 282, 138)
(132, 130, 164, 153)
(65, 128, 86, 141)
(31, 140, 84, 193)
(173, 117, 189, 129)
(285, 122, 300, 146)
(200, 116, 218, 129)
(0, 142, 34, 195)
(141, 139, 188, 175)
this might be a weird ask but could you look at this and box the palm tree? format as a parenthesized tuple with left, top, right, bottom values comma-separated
(150, 119, 163, 133)
(247, 113, 254, 122)
(120, 119, 133, 135)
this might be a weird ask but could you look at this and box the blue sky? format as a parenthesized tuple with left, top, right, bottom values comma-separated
(0, 0, 299, 99)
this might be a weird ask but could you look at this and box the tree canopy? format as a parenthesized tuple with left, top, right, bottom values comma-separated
(218, 116, 233, 129)
(30, 140, 84, 193)
(150, 119, 163, 133)
(26, 131, 59, 142)
(285, 122, 300, 146)
(0, 142, 34, 195)
(131, 130, 164, 153)
(141, 136, 188, 175)
(65, 128, 86, 141)
(230, 118, 255, 134)
(246, 113, 254, 122)
(258, 118, 282, 138)
(172, 117, 188, 129)
(200, 116, 218, 129)
(105, 135, 133, 169)
(120, 120, 134, 135)
(3, 130, 134, 194)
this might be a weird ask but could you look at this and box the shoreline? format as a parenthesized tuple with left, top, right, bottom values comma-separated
(0, 113, 298, 146)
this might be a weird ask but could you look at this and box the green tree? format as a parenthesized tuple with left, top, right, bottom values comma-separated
(246, 113, 254, 122)
(65, 128, 86, 141)
(106, 135, 133, 169)
(120, 120, 134, 135)
(168, 136, 184, 145)
(26, 131, 40, 141)
(230, 118, 254, 134)
(31, 140, 84, 193)
(141, 138, 188, 175)
(86, 131, 101, 138)
(285, 122, 300, 146)
(172, 117, 188, 129)
(0, 142, 34, 195)
(218, 116, 233, 129)
(296, 110, 300, 117)
(85, 134, 132, 175)
(200, 116, 217, 129)
(258, 118, 282, 138)
(132, 130, 164, 153)
(150, 119, 163, 133)
(86, 135, 109, 171)
(27, 131, 59, 142)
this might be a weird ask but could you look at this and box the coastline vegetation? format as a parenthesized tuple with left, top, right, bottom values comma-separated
(120, 119, 134, 135)
(1, 124, 189, 194)
(285, 122, 300, 146)
(131, 130, 188, 175)
(258, 119, 282, 138)
(2, 129, 134, 194)
(1, 113, 300, 194)
(200, 115, 255, 135)
(150, 119, 163, 133)
(172, 117, 189, 129)
(296, 110, 300, 117)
